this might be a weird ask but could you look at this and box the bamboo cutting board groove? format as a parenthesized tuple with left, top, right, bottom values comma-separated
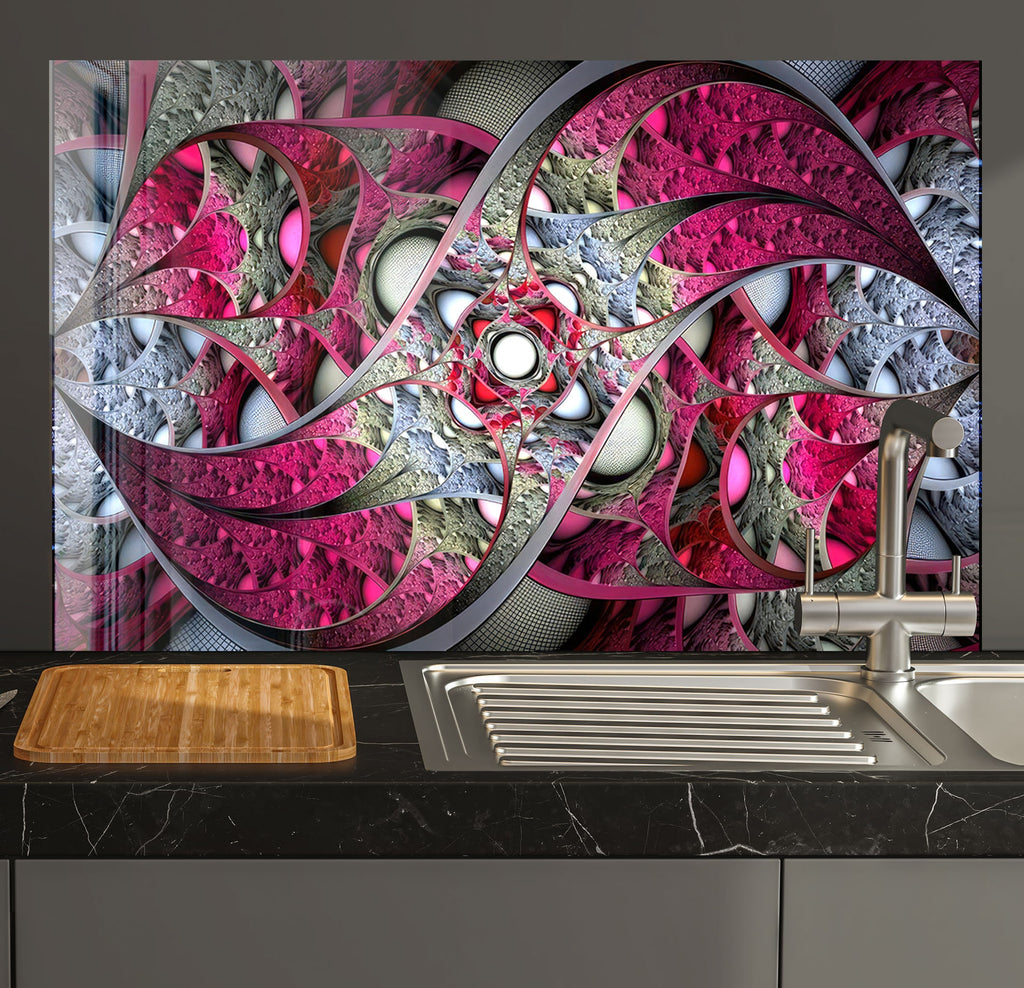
(13, 664, 357, 763)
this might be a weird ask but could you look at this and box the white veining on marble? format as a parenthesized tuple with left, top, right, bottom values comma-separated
(700, 843, 768, 857)
(553, 782, 605, 855)
(926, 787, 1024, 842)
(71, 785, 98, 856)
(687, 784, 706, 851)
(924, 783, 944, 851)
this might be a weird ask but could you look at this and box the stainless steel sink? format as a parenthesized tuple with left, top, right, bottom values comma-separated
(916, 677, 1024, 765)
(401, 659, 1024, 773)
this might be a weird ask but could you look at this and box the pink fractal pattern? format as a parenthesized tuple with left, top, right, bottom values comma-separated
(51, 60, 980, 653)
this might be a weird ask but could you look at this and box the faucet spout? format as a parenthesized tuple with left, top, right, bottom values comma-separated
(876, 400, 964, 600)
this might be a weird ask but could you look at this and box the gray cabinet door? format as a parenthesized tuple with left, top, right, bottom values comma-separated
(16, 859, 779, 988)
(1, 862, 8, 988)
(782, 859, 1024, 988)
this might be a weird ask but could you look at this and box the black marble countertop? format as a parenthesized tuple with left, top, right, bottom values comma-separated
(3, 651, 1024, 859)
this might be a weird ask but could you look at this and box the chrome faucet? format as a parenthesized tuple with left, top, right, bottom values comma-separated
(795, 398, 977, 683)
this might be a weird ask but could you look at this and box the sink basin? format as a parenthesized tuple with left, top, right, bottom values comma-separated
(401, 659, 1024, 773)
(916, 678, 1024, 765)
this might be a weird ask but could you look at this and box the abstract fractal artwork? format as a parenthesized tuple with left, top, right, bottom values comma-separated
(51, 60, 980, 653)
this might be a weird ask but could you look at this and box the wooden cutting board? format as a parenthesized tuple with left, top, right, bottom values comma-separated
(13, 664, 357, 763)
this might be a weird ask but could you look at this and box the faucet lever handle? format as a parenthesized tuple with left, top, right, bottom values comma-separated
(951, 554, 962, 595)
(804, 528, 816, 596)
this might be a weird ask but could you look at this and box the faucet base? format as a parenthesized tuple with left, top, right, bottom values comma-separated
(861, 664, 916, 684)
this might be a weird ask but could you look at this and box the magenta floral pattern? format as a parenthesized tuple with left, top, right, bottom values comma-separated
(52, 60, 980, 653)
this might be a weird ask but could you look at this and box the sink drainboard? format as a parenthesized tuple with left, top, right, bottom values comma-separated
(400, 663, 938, 772)
(474, 682, 874, 767)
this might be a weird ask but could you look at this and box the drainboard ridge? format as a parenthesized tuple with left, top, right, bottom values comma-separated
(470, 681, 877, 768)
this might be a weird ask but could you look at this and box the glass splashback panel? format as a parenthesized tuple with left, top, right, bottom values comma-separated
(51, 60, 980, 653)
